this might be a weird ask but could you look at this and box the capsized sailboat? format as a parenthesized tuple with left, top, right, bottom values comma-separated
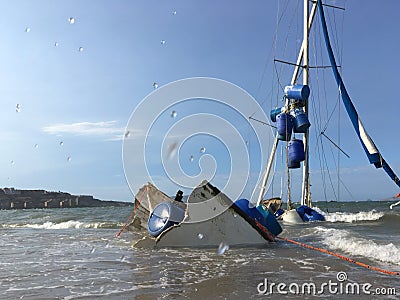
(257, 0, 400, 223)
(131, 180, 282, 248)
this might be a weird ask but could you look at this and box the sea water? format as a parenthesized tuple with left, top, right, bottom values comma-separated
(0, 202, 399, 299)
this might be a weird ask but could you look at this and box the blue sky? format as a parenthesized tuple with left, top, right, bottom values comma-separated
(1, 0, 399, 202)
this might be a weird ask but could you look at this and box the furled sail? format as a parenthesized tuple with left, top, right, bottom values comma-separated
(317, 0, 400, 188)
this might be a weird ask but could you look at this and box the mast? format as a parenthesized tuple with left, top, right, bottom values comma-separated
(256, 0, 318, 207)
(257, 137, 279, 206)
(301, 0, 310, 206)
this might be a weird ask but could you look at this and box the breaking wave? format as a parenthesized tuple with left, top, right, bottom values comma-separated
(27, 221, 105, 229)
(315, 226, 400, 265)
(323, 210, 384, 223)
(1, 220, 119, 229)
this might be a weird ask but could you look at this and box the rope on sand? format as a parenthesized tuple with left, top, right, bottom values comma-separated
(276, 236, 400, 276)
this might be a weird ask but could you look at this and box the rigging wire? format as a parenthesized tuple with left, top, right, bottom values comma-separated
(312, 27, 340, 204)
(328, 1, 344, 201)
(250, 0, 291, 119)
(286, 138, 292, 209)
(251, 0, 349, 204)
(252, 0, 300, 203)
(252, 37, 274, 115)
(310, 7, 329, 203)
(309, 7, 332, 204)
(308, 2, 356, 204)
(281, 0, 302, 205)
(331, 2, 347, 201)
(321, 136, 339, 201)
(275, 0, 301, 94)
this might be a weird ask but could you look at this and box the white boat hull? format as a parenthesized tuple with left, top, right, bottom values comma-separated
(281, 209, 304, 224)
(134, 206, 268, 248)
(133, 180, 278, 248)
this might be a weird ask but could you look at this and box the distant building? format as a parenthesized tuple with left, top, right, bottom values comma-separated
(2, 188, 21, 195)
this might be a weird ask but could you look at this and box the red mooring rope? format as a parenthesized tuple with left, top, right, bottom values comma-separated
(115, 186, 147, 238)
(276, 236, 400, 276)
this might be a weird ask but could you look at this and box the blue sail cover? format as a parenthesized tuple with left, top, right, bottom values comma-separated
(318, 0, 400, 188)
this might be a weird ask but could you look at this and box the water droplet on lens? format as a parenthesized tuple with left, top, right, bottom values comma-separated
(200, 147, 206, 153)
(67, 156, 72, 162)
(245, 140, 249, 146)
(25, 27, 31, 33)
(189, 155, 194, 162)
(54, 42, 59, 47)
(167, 142, 178, 160)
(59, 141, 64, 146)
(171, 110, 177, 118)
(78, 47, 84, 52)
(69, 17, 75, 24)
(197, 233, 204, 240)
(124, 131, 130, 138)
(218, 242, 229, 255)
(172, 11, 177, 15)
(34, 144, 39, 148)
(152, 82, 158, 89)
(160, 40, 166, 45)
(10, 160, 14, 165)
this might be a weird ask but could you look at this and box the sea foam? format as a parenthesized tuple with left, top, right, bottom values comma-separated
(25, 220, 103, 229)
(316, 226, 400, 265)
(323, 210, 384, 223)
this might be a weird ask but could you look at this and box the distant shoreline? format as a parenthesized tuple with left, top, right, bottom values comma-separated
(0, 188, 132, 210)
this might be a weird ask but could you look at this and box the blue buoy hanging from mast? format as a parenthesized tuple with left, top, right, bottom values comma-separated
(284, 84, 310, 103)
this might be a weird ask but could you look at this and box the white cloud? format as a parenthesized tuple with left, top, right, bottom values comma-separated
(42, 121, 125, 139)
